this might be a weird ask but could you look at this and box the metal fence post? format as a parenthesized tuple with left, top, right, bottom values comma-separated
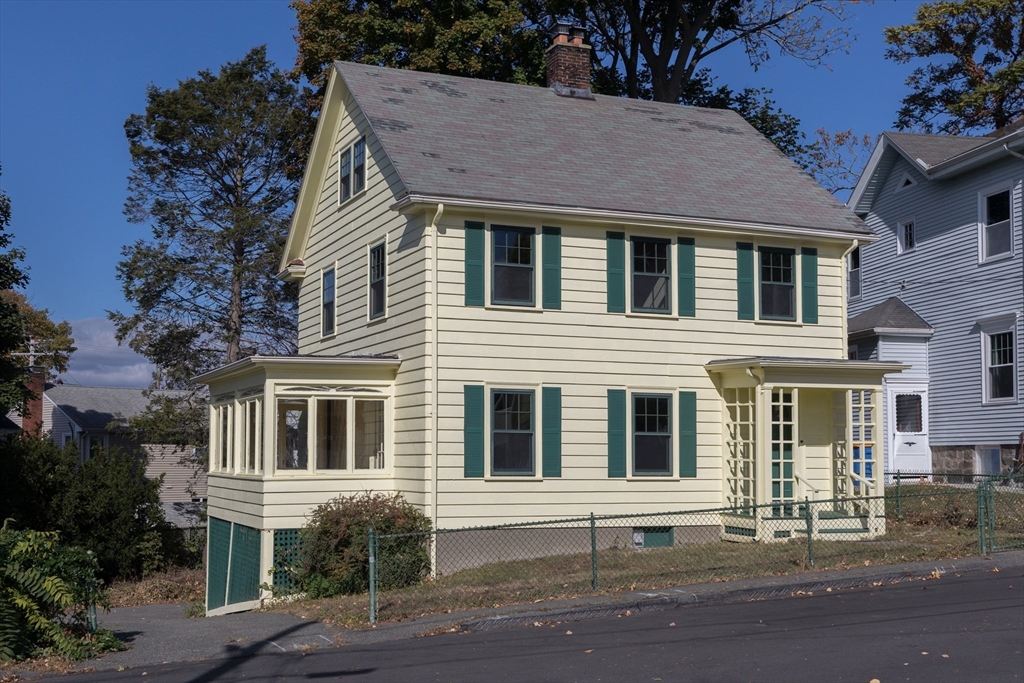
(368, 527, 377, 624)
(986, 484, 996, 553)
(804, 497, 814, 568)
(590, 513, 598, 591)
(977, 485, 987, 555)
(896, 471, 902, 520)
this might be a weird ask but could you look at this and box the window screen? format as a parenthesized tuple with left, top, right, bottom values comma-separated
(632, 237, 671, 313)
(984, 190, 1011, 259)
(759, 248, 795, 320)
(492, 391, 533, 474)
(634, 394, 671, 475)
(369, 243, 386, 319)
(339, 150, 352, 202)
(895, 394, 922, 433)
(492, 227, 534, 305)
(849, 247, 861, 299)
(322, 268, 335, 335)
(352, 137, 366, 194)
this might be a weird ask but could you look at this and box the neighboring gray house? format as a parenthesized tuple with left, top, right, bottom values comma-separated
(15, 385, 208, 524)
(847, 124, 1024, 475)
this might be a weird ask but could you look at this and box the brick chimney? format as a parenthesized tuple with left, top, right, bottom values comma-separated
(23, 366, 44, 435)
(546, 23, 593, 98)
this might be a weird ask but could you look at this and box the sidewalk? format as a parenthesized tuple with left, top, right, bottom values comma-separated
(62, 550, 1023, 674)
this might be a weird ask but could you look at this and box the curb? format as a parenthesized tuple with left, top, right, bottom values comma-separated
(459, 556, 1018, 633)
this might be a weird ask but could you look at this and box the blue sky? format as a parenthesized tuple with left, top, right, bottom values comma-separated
(0, 0, 922, 386)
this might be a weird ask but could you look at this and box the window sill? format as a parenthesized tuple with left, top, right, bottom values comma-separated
(625, 476, 683, 482)
(484, 475, 542, 481)
(625, 311, 677, 320)
(897, 248, 916, 256)
(978, 251, 1014, 266)
(754, 318, 802, 327)
(320, 331, 338, 341)
(982, 397, 1017, 407)
(336, 187, 368, 209)
(485, 304, 543, 313)
(367, 313, 388, 325)
(269, 471, 393, 478)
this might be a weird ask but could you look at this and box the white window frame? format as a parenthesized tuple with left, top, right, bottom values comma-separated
(977, 183, 1014, 264)
(974, 445, 1002, 475)
(321, 263, 337, 338)
(483, 220, 544, 312)
(979, 313, 1018, 405)
(757, 245, 799, 323)
(896, 219, 916, 255)
(367, 238, 388, 321)
(616, 387, 681, 480)
(848, 246, 861, 300)
(624, 230, 680, 319)
(269, 385, 393, 478)
(337, 134, 368, 207)
(61, 432, 73, 448)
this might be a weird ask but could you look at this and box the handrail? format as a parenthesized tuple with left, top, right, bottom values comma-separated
(794, 473, 823, 494)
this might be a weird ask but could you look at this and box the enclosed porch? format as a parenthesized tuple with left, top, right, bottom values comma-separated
(706, 357, 906, 543)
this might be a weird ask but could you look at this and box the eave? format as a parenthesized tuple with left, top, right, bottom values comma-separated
(705, 356, 908, 375)
(193, 354, 402, 385)
(391, 194, 876, 243)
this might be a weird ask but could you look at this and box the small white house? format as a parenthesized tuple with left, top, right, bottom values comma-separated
(197, 28, 902, 614)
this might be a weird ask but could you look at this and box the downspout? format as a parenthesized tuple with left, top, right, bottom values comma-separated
(429, 203, 444, 536)
(841, 239, 859, 351)
(1002, 143, 1024, 161)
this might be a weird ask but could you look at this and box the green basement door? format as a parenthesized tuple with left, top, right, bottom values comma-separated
(207, 517, 262, 612)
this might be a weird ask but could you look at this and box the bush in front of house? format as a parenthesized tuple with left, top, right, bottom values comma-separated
(298, 492, 431, 598)
(0, 434, 187, 581)
(0, 523, 120, 662)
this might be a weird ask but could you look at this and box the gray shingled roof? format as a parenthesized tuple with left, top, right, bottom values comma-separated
(336, 62, 870, 236)
(848, 297, 932, 336)
(885, 132, 989, 168)
(46, 385, 186, 431)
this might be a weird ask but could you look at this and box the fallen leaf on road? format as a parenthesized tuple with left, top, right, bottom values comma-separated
(533, 599, 543, 603)
(566, 630, 573, 635)
(870, 679, 880, 683)
(826, 588, 832, 592)
(992, 567, 1000, 572)
(864, 560, 871, 566)
(922, 651, 928, 655)
(585, 649, 593, 654)
(942, 654, 949, 658)
(669, 622, 676, 627)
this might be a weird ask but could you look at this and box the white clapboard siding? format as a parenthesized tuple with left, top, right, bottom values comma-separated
(850, 154, 1023, 446)
(144, 444, 207, 502)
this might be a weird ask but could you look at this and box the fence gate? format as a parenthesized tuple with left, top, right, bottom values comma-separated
(978, 481, 1024, 553)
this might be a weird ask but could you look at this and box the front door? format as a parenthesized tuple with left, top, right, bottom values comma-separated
(889, 387, 930, 474)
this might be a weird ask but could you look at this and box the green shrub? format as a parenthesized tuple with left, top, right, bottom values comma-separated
(0, 434, 186, 581)
(298, 492, 431, 598)
(0, 524, 120, 662)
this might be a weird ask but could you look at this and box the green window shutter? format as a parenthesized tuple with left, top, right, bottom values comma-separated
(736, 242, 754, 320)
(802, 248, 818, 324)
(542, 386, 562, 477)
(679, 391, 697, 478)
(677, 237, 695, 317)
(464, 221, 485, 307)
(607, 389, 626, 478)
(606, 232, 625, 313)
(206, 517, 231, 611)
(463, 385, 484, 477)
(542, 227, 562, 310)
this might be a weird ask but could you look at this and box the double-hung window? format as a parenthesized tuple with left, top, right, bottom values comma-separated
(634, 394, 671, 475)
(338, 135, 367, 204)
(369, 243, 386, 319)
(848, 246, 861, 299)
(632, 237, 671, 313)
(322, 267, 335, 336)
(981, 189, 1011, 261)
(492, 226, 534, 306)
(492, 390, 534, 475)
(985, 330, 1015, 402)
(759, 247, 796, 321)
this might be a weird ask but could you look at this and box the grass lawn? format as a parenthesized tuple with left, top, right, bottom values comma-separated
(270, 485, 1024, 628)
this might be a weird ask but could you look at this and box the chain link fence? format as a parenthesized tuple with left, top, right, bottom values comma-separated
(366, 476, 1024, 623)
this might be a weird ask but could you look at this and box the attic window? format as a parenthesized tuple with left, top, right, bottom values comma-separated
(338, 135, 367, 204)
(894, 171, 917, 193)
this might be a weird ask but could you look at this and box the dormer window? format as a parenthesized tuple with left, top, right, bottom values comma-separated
(981, 189, 1011, 261)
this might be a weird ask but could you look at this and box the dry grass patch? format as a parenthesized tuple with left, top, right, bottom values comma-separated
(107, 568, 205, 607)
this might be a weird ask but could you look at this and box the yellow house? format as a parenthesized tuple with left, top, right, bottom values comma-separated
(196, 29, 902, 614)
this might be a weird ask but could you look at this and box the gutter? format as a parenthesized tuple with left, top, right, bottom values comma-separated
(192, 354, 402, 385)
(918, 128, 1024, 179)
(390, 195, 877, 243)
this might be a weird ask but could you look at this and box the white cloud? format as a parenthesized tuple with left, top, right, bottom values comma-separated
(58, 317, 154, 388)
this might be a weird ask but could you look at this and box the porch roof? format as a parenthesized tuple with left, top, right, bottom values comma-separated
(705, 356, 908, 373)
(192, 353, 401, 385)
(706, 356, 907, 388)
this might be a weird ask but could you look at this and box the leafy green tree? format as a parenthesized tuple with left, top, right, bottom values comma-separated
(0, 168, 31, 415)
(292, 0, 549, 100)
(112, 46, 307, 389)
(0, 291, 76, 381)
(885, 0, 1024, 134)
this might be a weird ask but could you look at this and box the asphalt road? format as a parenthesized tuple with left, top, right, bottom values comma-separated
(55, 568, 1023, 683)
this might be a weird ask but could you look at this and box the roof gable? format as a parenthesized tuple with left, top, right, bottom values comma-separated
(848, 297, 933, 336)
(312, 62, 870, 236)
